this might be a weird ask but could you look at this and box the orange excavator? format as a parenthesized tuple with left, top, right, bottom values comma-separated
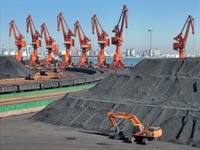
(107, 112, 162, 144)
(173, 15, 195, 58)
(57, 12, 74, 68)
(9, 20, 26, 64)
(74, 21, 91, 67)
(26, 15, 41, 66)
(91, 14, 109, 67)
(40, 23, 56, 66)
(110, 5, 128, 67)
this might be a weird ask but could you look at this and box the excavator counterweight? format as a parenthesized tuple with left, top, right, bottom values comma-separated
(107, 111, 162, 144)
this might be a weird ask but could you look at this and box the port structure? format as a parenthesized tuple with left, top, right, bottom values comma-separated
(110, 5, 128, 67)
(26, 15, 42, 66)
(74, 21, 91, 67)
(40, 23, 57, 66)
(173, 15, 194, 58)
(91, 14, 109, 67)
(9, 20, 26, 64)
(57, 12, 75, 68)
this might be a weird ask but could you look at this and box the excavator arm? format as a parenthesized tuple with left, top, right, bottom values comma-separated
(107, 112, 143, 132)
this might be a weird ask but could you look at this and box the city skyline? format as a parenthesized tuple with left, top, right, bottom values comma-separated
(0, 0, 200, 55)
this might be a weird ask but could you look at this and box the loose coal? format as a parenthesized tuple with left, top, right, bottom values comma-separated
(32, 58, 200, 148)
(0, 56, 34, 79)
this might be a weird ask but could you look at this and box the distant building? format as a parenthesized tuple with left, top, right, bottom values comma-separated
(154, 48, 160, 56)
(2, 49, 9, 55)
(9, 50, 16, 56)
(126, 49, 130, 57)
(104, 51, 109, 56)
(130, 49, 136, 57)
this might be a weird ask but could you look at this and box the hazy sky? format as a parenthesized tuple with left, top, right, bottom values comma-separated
(0, 0, 200, 55)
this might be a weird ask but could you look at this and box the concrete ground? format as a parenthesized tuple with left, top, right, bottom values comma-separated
(0, 113, 199, 150)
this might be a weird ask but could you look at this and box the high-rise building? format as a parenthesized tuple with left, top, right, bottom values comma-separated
(154, 48, 160, 56)
(130, 49, 136, 57)
(126, 49, 130, 57)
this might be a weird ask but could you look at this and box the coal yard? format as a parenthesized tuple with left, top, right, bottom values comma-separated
(29, 58, 200, 149)
(1, 57, 200, 149)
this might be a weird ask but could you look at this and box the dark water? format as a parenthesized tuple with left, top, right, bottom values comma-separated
(72, 57, 144, 67)
(24, 57, 144, 67)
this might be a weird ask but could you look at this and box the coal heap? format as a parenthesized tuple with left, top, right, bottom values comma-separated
(32, 58, 200, 148)
(0, 56, 33, 79)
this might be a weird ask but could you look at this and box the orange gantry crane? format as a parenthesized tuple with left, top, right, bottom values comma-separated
(40, 23, 56, 66)
(26, 15, 41, 66)
(74, 21, 91, 67)
(9, 20, 26, 64)
(107, 111, 162, 144)
(57, 12, 74, 67)
(91, 14, 109, 67)
(110, 5, 128, 67)
(173, 15, 195, 58)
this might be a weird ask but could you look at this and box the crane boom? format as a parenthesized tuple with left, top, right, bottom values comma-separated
(9, 20, 26, 63)
(173, 15, 195, 58)
(26, 15, 41, 66)
(74, 21, 91, 67)
(40, 23, 56, 65)
(110, 5, 128, 67)
(91, 14, 109, 67)
(57, 12, 74, 67)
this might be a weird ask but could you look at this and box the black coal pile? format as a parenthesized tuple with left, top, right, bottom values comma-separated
(0, 56, 33, 79)
(32, 58, 200, 148)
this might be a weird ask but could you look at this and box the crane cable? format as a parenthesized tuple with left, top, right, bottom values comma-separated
(193, 34, 195, 56)
(92, 33, 94, 63)
(125, 27, 128, 51)
(57, 31, 59, 51)
(8, 36, 11, 55)
(26, 32, 30, 58)
(192, 19, 195, 57)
